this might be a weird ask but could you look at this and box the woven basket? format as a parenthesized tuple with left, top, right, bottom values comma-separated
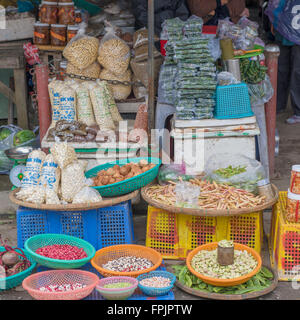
(91, 244, 162, 278)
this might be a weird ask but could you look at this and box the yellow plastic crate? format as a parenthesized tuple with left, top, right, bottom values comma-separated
(269, 191, 300, 281)
(146, 206, 263, 259)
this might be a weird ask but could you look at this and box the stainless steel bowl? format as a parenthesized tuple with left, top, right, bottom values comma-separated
(4, 146, 34, 160)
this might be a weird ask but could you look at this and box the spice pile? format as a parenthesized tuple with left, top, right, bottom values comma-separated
(93, 160, 155, 186)
(191, 248, 258, 279)
(145, 179, 266, 210)
(36, 244, 87, 260)
(139, 276, 171, 288)
(102, 256, 153, 272)
(39, 283, 86, 292)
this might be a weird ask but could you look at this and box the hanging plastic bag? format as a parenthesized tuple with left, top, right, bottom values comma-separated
(205, 153, 266, 194)
(97, 25, 131, 76)
(158, 163, 194, 185)
(247, 75, 274, 107)
(63, 22, 99, 70)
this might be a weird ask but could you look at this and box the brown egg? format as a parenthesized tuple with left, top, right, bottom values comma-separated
(120, 165, 131, 176)
(101, 176, 110, 185)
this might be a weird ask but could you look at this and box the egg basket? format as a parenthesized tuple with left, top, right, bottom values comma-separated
(186, 242, 262, 287)
(96, 276, 138, 300)
(137, 271, 176, 296)
(91, 244, 163, 278)
(22, 270, 99, 300)
(24, 234, 96, 269)
(85, 157, 162, 197)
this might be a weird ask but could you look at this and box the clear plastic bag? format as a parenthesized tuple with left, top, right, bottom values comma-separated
(0, 124, 22, 151)
(247, 75, 274, 107)
(158, 163, 194, 185)
(97, 25, 130, 76)
(72, 186, 103, 204)
(205, 153, 266, 194)
(217, 71, 240, 86)
(175, 181, 200, 208)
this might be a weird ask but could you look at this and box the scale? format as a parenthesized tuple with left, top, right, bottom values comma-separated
(4, 146, 33, 189)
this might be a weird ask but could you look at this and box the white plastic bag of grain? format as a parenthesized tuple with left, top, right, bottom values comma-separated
(21, 149, 46, 189)
(97, 26, 130, 76)
(99, 68, 132, 100)
(72, 186, 102, 204)
(63, 23, 99, 70)
(45, 189, 60, 205)
(89, 81, 116, 131)
(75, 85, 97, 126)
(57, 84, 77, 122)
(61, 161, 88, 202)
(67, 61, 101, 79)
(48, 79, 63, 128)
(50, 142, 77, 169)
(25, 186, 46, 204)
(39, 154, 60, 193)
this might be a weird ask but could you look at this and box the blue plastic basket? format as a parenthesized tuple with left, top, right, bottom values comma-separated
(17, 201, 134, 250)
(137, 271, 176, 296)
(215, 82, 254, 119)
(0, 247, 36, 291)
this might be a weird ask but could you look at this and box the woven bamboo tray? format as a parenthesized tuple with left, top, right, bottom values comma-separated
(9, 188, 139, 211)
(141, 183, 279, 217)
(166, 263, 278, 300)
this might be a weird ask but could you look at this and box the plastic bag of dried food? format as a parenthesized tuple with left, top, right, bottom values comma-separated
(66, 61, 101, 79)
(133, 75, 147, 99)
(102, 82, 123, 122)
(56, 83, 77, 122)
(97, 26, 130, 76)
(50, 142, 77, 169)
(21, 149, 46, 189)
(72, 186, 102, 204)
(205, 153, 266, 194)
(48, 80, 63, 128)
(133, 28, 159, 49)
(61, 161, 88, 202)
(23, 186, 46, 204)
(75, 85, 97, 126)
(90, 81, 116, 130)
(45, 189, 60, 205)
(63, 23, 99, 70)
(99, 68, 132, 100)
(39, 154, 60, 193)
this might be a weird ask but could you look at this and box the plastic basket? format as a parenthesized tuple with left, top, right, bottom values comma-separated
(0, 247, 36, 291)
(137, 271, 176, 296)
(22, 269, 99, 300)
(91, 244, 163, 278)
(24, 234, 96, 269)
(146, 206, 263, 259)
(269, 191, 300, 281)
(17, 201, 134, 250)
(85, 157, 161, 197)
(186, 242, 262, 287)
(96, 276, 138, 300)
(215, 82, 253, 119)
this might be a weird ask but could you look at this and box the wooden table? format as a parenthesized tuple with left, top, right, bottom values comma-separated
(0, 40, 29, 129)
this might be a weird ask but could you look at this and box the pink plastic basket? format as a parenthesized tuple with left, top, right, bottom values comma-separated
(22, 270, 99, 300)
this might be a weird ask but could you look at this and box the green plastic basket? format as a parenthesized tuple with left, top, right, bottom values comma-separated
(24, 234, 96, 269)
(85, 157, 162, 197)
(0, 247, 36, 291)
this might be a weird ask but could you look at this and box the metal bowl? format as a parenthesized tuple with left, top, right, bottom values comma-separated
(5, 146, 34, 160)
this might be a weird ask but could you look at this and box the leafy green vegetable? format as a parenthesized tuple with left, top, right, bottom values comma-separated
(0, 128, 11, 141)
(13, 130, 35, 146)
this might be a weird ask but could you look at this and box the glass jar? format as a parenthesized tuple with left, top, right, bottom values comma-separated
(75, 9, 82, 24)
(58, 2, 75, 25)
(50, 24, 67, 46)
(33, 22, 50, 45)
(67, 24, 79, 42)
(40, 1, 58, 25)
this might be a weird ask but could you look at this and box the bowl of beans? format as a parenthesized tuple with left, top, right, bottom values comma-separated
(137, 271, 176, 296)
(96, 276, 138, 300)
(22, 270, 99, 300)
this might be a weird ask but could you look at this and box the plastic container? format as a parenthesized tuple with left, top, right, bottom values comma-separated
(0, 247, 36, 291)
(137, 271, 175, 296)
(215, 82, 254, 119)
(50, 24, 66, 46)
(286, 189, 300, 223)
(67, 24, 79, 42)
(22, 270, 99, 300)
(85, 157, 162, 197)
(33, 22, 50, 45)
(24, 234, 96, 269)
(58, 2, 75, 25)
(16, 201, 134, 250)
(290, 165, 300, 195)
(96, 276, 138, 300)
(40, 1, 58, 25)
